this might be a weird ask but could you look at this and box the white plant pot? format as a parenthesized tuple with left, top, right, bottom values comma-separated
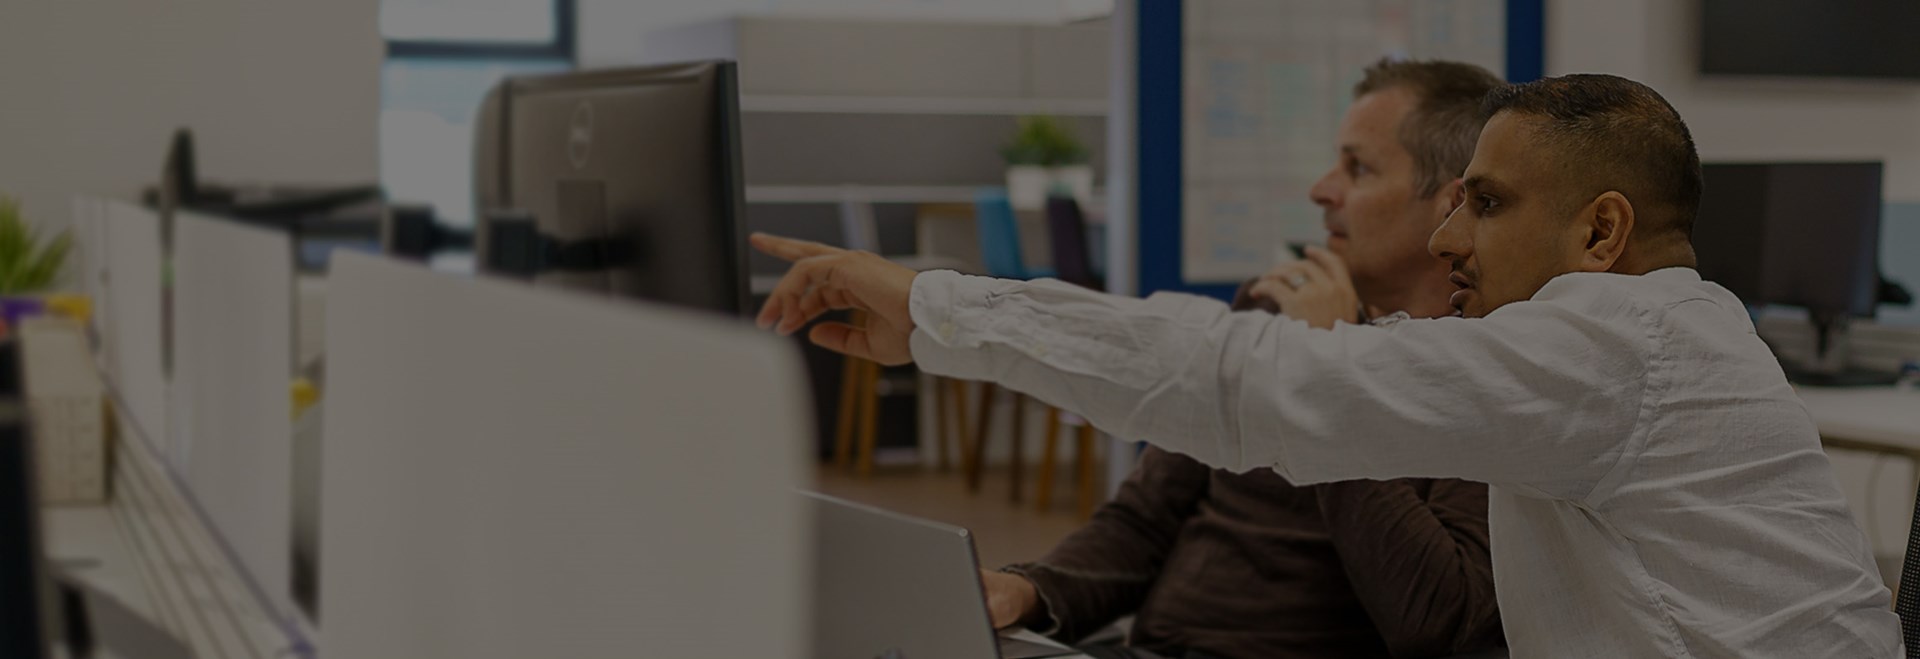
(1050, 165, 1096, 207)
(1006, 165, 1052, 211)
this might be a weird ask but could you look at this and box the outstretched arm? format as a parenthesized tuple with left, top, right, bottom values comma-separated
(752, 233, 1650, 497)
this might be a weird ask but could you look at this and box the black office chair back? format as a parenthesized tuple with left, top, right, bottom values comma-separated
(1899, 485, 1920, 648)
(1044, 195, 1101, 290)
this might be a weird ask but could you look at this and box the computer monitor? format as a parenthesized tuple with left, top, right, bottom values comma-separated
(1692, 164, 1769, 304)
(472, 60, 749, 315)
(0, 339, 52, 659)
(1694, 162, 1886, 383)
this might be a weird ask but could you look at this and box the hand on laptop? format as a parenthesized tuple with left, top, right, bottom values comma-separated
(979, 569, 1041, 629)
(1245, 246, 1360, 329)
(752, 233, 919, 366)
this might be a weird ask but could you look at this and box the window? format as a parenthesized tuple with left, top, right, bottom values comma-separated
(379, 0, 574, 228)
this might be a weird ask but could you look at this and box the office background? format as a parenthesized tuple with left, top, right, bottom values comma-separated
(5, 3, 1920, 653)
(6, 0, 1917, 318)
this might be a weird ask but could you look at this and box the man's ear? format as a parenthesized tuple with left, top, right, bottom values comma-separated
(1431, 178, 1466, 225)
(1577, 191, 1635, 273)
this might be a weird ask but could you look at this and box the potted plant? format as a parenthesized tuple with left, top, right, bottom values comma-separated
(1001, 116, 1093, 210)
(0, 196, 74, 327)
(1001, 117, 1055, 210)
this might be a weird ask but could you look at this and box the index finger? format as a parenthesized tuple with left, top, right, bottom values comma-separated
(757, 255, 834, 334)
(751, 232, 845, 263)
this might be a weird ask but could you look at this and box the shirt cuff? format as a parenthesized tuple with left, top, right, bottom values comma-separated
(908, 269, 990, 380)
(997, 564, 1066, 637)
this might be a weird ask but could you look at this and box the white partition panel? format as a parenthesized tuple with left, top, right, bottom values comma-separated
(91, 200, 170, 450)
(319, 252, 811, 658)
(170, 212, 295, 608)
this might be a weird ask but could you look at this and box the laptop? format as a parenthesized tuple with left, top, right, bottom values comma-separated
(807, 492, 1081, 659)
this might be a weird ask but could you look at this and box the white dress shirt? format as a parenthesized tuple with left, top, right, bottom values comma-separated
(907, 267, 1901, 658)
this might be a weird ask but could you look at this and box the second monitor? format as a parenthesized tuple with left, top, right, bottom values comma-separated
(473, 60, 749, 315)
(1694, 161, 1890, 384)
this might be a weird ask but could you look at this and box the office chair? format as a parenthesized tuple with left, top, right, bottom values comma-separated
(956, 191, 1106, 518)
(954, 190, 1058, 503)
(1030, 194, 1108, 518)
(1044, 195, 1103, 290)
(830, 196, 975, 479)
(973, 189, 1054, 281)
(914, 203, 986, 476)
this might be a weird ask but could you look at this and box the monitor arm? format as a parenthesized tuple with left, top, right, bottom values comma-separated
(478, 210, 636, 278)
(383, 205, 473, 262)
(1881, 275, 1913, 308)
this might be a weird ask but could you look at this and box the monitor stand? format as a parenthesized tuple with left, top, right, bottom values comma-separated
(1785, 314, 1900, 387)
(1782, 364, 1900, 388)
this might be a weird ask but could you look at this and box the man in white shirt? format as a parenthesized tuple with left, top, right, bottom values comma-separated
(753, 74, 1902, 656)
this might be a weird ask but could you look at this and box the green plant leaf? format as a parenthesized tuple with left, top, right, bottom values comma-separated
(19, 230, 71, 292)
(0, 195, 72, 295)
(0, 203, 29, 295)
(1000, 142, 1048, 166)
(1002, 115, 1091, 167)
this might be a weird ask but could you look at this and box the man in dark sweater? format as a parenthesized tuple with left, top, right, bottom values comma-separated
(977, 60, 1509, 659)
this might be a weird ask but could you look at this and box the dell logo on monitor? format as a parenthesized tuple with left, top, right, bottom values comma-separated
(567, 100, 594, 169)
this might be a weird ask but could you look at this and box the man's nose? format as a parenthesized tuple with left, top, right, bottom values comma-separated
(1309, 166, 1341, 208)
(1429, 206, 1469, 261)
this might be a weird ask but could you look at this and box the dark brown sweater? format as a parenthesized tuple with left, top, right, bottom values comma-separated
(1005, 447, 1504, 658)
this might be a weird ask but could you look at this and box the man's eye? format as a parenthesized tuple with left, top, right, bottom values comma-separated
(1478, 195, 1499, 213)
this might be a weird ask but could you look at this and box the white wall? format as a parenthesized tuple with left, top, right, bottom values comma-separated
(1549, 0, 1920, 202)
(0, 2, 382, 229)
(578, 0, 1112, 67)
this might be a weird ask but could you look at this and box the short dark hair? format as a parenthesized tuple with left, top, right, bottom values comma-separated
(1480, 74, 1703, 239)
(1354, 59, 1506, 199)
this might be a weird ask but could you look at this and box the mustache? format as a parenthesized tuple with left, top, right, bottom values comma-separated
(1449, 261, 1477, 283)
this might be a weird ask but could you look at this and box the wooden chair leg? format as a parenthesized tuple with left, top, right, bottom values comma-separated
(834, 310, 869, 470)
(856, 359, 881, 478)
(1009, 394, 1027, 504)
(934, 377, 952, 472)
(952, 379, 974, 476)
(833, 355, 861, 468)
(967, 381, 998, 493)
(1036, 406, 1061, 512)
(1076, 423, 1098, 520)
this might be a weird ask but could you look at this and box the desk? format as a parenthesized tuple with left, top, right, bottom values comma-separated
(1798, 386, 1920, 493)
(41, 440, 311, 659)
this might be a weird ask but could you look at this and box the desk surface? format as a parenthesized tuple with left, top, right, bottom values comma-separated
(44, 506, 149, 614)
(1797, 386, 1920, 450)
